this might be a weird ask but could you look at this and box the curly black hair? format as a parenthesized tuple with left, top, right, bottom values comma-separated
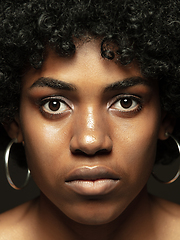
(0, 0, 180, 166)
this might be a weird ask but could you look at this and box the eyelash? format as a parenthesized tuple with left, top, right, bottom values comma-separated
(38, 96, 72, 119)
(109, 94, 143, 114)
(37, 94, 143, 119)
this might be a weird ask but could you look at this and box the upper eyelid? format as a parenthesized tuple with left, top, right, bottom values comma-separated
(40, 95, 66, 102)
(107, 94, 142, 108)
(38, 95, 74, 109)
(36, 93, 142, 108)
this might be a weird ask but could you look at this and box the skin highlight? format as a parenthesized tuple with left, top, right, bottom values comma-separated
(18, 41, 158, 226)
(1, 0, 180, 239)
(0, 40, 179, 240)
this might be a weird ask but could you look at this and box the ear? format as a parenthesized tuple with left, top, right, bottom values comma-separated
(3, 117, 23, 143)
(158, 112, 176, 140)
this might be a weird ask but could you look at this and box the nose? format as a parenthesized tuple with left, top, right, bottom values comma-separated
(70, 107, 112, 155)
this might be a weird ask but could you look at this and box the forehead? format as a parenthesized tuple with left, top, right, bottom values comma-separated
(22, 40, 150, 90)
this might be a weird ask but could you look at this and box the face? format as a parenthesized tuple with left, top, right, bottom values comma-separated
(18, 40, 162, 225)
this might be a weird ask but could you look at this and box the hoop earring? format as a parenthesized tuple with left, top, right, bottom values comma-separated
(4, 139, 30, 190)
(152, 133, 180, 184)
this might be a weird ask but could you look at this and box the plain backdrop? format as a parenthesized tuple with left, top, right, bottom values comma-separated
(1, 124, 180, 213)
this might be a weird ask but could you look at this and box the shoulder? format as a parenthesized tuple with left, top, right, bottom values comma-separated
(0, 198, 38, 240)
(150, 195, 180, 239)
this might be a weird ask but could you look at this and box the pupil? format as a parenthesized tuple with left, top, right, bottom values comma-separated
(49, 101, 60, 111)
(121, 98, 132, 108)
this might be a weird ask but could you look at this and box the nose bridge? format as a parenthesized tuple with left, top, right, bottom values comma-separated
(70, 105, 112, 155)
(86, 106, 97, 131)
(77, 105, 105, 142)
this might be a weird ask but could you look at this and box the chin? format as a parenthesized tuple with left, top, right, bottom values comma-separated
(68, 207, 120, 226)
(73, 216, 115, 226)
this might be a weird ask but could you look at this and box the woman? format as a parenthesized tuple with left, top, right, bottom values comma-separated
(0, 0, 180, 239)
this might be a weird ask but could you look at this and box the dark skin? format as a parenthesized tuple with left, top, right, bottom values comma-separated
(0, 40, 180, 240)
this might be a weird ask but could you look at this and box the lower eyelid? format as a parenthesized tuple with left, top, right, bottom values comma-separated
(114, 99, 138, 110)
(40, 96, 73, 108)
(39, 104, 72, 120)
(42, 101, 67, 113)
(108, 95, 141, 108)
(36, 96, 73, 118)
(108, 95, 144, 118)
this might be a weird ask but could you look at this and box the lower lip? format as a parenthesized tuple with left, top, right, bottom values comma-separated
(65, 179, 119, 195)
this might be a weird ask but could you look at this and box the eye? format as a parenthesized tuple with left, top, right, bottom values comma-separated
(40, 97, 71, 115)
(110, 95, 142, 112)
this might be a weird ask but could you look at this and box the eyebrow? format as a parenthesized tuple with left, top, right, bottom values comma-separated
(104, 76, 151, 93)
(30, 77, 77, 91)
(30, 76, 150, 92)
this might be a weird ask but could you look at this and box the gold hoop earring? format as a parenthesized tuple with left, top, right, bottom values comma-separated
(4, 139, 30, 190)
(152, 133, 180, 184)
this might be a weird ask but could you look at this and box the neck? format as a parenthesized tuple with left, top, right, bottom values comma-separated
(35, 187, 154, 240)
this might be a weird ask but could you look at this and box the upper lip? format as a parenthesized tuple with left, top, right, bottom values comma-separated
(65, 166, 120, 182)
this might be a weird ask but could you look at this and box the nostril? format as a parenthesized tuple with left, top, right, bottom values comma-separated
(70, 131, 113, 156)
(71, 149, 95, 156)
(72, 148, 111, 156)
(73, 149, 84, 155)
(96, 148, 111, 155)
(72, 149, 96, 156)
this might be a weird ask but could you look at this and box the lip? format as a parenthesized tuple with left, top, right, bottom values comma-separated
(65, 166, 120, 196)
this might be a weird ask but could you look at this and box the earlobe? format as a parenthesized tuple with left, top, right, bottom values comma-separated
(2, 117, 23, 142)
(158, 112, 176, 140)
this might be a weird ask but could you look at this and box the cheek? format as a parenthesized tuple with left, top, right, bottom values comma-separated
(18, 95, 161, 225)
(112, 109, 160, 187)
(20, 110, 72, 186)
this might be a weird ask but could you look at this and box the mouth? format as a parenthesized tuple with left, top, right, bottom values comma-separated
(65, 166, 120, 196)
